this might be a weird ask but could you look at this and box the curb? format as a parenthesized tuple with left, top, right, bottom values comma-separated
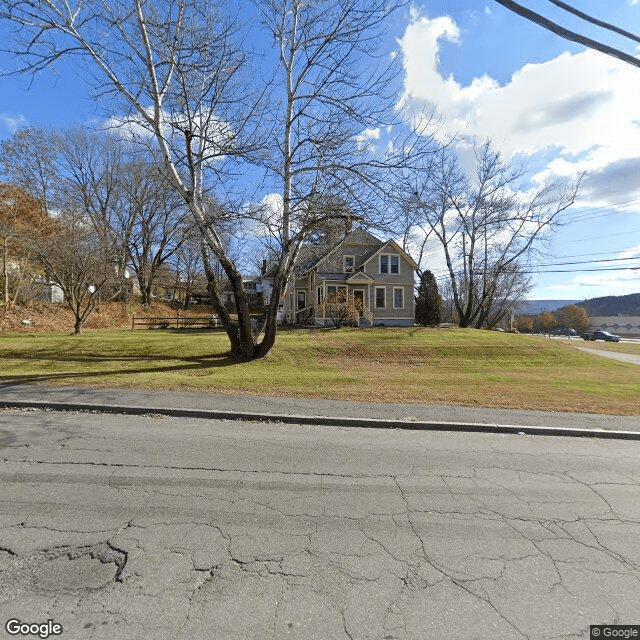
(2, 399, 640, 440)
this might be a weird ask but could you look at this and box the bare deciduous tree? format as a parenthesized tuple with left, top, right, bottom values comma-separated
(0, 128, 59, 214)
(29, 214, 113, 333)
(0, 0, 432, 359)
(405, 141, 579, 328)
(120, 160, 190, 306)
(2, 126, 191, 305)
(54, 127, 132, 299)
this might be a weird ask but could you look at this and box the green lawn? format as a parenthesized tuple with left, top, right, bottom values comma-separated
(1, 327, 639, 415)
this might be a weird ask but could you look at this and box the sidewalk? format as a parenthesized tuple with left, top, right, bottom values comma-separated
(1, 382, 639, 439)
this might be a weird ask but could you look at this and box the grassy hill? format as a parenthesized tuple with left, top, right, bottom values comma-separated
(1, 326, 639, 416)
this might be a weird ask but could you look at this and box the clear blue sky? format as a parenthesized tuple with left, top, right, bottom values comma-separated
(1, 1, 639, 302)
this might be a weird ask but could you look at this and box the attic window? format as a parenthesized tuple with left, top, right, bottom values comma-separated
(380, 254, 399, 274)
(344, 256, 355, 273)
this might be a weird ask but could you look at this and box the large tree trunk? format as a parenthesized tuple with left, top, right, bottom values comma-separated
(201, 245, 243, 358)
(2, 237, 8, 308)
(140, 282, 152, 306)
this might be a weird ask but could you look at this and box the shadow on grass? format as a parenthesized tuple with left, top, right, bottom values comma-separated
(0, 349, 247, 386)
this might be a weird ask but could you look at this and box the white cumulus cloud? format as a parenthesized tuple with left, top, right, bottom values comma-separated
(398, 11, 640, 207)
(1, 113, 28, 133)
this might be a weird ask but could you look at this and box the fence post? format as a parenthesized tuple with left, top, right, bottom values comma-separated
(132, 315, 135, 331)
(177, 312, 180, 329)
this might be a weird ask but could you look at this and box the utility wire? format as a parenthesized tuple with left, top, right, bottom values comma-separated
(493, 0, 640, 69)
(542, 256, 640, 267)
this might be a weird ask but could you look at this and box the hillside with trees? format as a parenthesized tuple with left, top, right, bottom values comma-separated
(578, 293, 640, 316)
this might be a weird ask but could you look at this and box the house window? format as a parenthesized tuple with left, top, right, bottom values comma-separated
(380, 254, 399, 274)
(353, 290, 364, 316)
(344, 256, 355, 273)
(393, 287, 403, 309)
(317, 287, 322, 303)
(297, 290, 306, 310)
(327, 285, 346, 298)
(375, 287, 385, 309)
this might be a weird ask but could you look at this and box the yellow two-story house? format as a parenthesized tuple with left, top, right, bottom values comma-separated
(277, 228, 417, 326)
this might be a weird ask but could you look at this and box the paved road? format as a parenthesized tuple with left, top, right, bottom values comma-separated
(1, 408, 639, 639)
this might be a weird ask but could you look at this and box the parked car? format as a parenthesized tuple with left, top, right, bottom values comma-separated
(581, 330, 621, 342)
(554, 328, 577, 336)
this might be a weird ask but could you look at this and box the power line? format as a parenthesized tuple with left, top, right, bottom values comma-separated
(564, 226, 640, 243)
(493, 0, 640, 69)
(549, 248, 639, 259)
(521, 265, 639, 274)
(568, 197, 640, 216)
(542, 256, 640, 267)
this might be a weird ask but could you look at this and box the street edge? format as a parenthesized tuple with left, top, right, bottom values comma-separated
(1, 400, 640, 440)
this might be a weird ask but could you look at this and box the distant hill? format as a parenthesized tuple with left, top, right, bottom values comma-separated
(513, 300, 578, 315)
(577, 293, 640, 316)
(515, 294, 640, 317)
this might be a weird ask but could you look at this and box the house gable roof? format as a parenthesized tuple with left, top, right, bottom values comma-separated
(364, 239, 419, 271)
(312, 228, 383, 274)
(345, 270, 374, 283)
(265, 229, 418, 280)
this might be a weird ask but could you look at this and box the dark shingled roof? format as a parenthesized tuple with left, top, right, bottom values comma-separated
(262, 228, 384, 278)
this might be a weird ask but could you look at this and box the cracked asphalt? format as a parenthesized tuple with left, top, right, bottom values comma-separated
(0, 407, 639, 639)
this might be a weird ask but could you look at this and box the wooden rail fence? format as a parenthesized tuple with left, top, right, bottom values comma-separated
(131, 314, 221, 330)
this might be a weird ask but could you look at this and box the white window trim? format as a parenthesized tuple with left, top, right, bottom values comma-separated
(296, 289, 306, 310)
(379, 253, 400, 275)
(379, 254, 388, 274)
(343, 255, 355, 273)
(393, 286, 404, 309)
(353, 288, 365, 316)
(375, 286, 386, 309)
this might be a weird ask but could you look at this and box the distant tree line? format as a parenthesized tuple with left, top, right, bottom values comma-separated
(515, 304, 590, 334)
(0, 127, 216, 332)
